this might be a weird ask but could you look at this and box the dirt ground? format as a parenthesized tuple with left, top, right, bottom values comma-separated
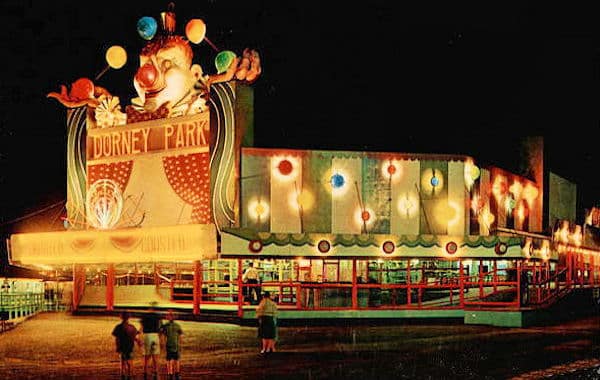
(0, 312, 599, 379)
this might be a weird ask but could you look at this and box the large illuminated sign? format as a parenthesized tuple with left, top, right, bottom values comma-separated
(86, 112, 211, 228)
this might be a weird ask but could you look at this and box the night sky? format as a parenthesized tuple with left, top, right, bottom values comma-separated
(0, 1, 598, 226)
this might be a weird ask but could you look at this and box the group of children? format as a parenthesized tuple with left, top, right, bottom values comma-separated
(112, 308, 183, 380)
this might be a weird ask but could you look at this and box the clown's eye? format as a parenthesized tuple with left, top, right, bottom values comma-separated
(160, 59, 172, 71)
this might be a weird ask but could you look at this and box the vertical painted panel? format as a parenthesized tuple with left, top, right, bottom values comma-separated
(448, 161, 466, 236)
(241, 154, 270, 231)
(332, 157, 362, 234)
(419, 161, 448, 235)
(363, 157, 390, 234)
(302, 151, 332, 233)
(270, 156, 302, 233)
(391, 160, 420, 235)
(479, 168, 490, 236)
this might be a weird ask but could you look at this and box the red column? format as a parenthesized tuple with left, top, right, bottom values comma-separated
(106, 264, 115, 311)
(406, 259, 411, 306)
(351, 259, 357, 309)
(237, 259, 244, 317)
(72, 264, 81, 311)
(459, 260, 464, 306)
(193, 260, 201, 315)
(517, 261, 522, 307)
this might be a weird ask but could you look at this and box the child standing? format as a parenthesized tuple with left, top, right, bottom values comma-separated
(160, 309, 184, 380)
(111, 311, 141, 380)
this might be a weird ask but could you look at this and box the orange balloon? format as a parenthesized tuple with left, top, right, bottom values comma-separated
(185, 19, 206, 44)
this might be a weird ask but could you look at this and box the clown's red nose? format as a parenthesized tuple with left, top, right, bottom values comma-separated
(135, 63, 158, 89)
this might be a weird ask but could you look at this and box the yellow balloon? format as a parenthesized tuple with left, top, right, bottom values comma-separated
(186, 19, 206, 44)
(106, 45, 127, 69)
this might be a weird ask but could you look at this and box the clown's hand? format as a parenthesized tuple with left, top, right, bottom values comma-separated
(235, 49, 261, 84)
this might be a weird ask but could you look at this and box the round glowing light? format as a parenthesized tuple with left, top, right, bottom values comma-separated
(430, 175, 439, 187)
(495, 242, 508, 255)
(137, 16, 158, 41)
(330, 173, 345, 189)
(297, 190, 314, 210)
(361, 210, 371, 221)
(277, 159, 293, 176)
(317, 240, 331, 253)
(248, 240, 263, 253)
(445, 241, 458, 255)
(382, 240, 395, 254)
(105, 45, 127, 69)
(255, 203, 266, 217)
(387, 164, 396, 176)
(185, 18, 206, 44)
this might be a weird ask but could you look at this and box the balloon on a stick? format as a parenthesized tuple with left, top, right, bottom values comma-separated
(95, 45, 128, 80)
(185, 18, 219, 52)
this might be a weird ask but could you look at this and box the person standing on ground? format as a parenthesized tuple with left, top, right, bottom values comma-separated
(243, 262, 260, 305)
(140, 304, 162, 379)
(112, 311, 141, 380)
(160, 309, 184, 380)
(256, 291, 278, 354)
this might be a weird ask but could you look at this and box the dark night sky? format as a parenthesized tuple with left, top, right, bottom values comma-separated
(0, 1, 599, 225)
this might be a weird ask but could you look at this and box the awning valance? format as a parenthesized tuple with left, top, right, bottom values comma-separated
(9, 224, 217, 265)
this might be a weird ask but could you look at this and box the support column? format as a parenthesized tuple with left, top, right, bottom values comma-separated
(237, 259, 244, 317)
(106, 264, 115, 311)
(72, 264, 80, 312)
(193, 260, 201, 315)
(406, 259, 411, 306)
(459, 260, 464, 306)
(351, 259, 357, 309)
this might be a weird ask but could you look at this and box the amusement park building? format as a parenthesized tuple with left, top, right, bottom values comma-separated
(3, 6, 600, 328)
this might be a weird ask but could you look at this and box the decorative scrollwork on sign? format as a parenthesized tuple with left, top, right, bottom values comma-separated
(86, 179, 123, 229)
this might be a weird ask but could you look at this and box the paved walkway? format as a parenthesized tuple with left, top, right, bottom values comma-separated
(0, 312, 599, 379)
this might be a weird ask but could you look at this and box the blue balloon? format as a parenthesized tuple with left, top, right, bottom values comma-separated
(137, 16, 158, 41)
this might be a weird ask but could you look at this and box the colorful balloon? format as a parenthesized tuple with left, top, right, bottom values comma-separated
(105, 45, 127, 69)
(185, 19, 206, 44)
(137, 16, 158, 40)
(215, 50, 237, 74)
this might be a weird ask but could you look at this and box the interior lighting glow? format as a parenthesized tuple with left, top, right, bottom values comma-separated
(491, 175, 508, 204)
(522, 183, 539, 205)
(248, 199, 270, 221)
(397, 193, 418, 218)
(509, 181, 523, 199)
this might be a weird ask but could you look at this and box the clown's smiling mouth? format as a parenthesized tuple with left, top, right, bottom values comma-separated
(145, 87, 165, 98)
